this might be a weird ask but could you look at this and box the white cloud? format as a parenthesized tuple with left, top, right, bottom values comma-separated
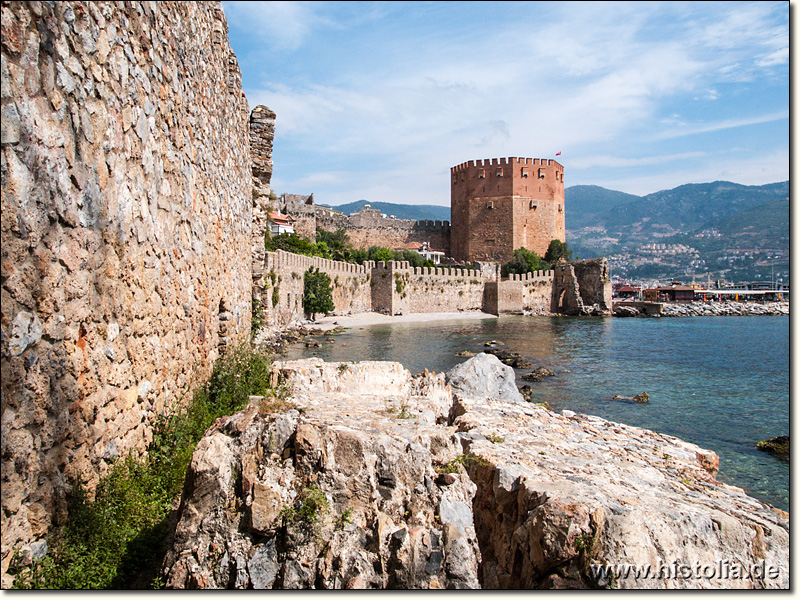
(232, 1, 787, 203)
(656, 111, 789, 140)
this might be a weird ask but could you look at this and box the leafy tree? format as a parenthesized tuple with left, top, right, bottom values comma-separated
(303, 267, 335, 321)
(544, 239, 573, 264)
(501, 248, 549, 277)
(368, 245, 394, 263)
(393, 249, 434, 268)
(316, 228, 352, 262)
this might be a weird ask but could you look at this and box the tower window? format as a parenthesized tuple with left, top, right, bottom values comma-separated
(478, 169, 485, 179)
(538, 168, 546, 178)
(496, 168, 503, 177)
(487, 201, 494, 209)
(521, 168, 529, 178)
(530, 201, 538, 210)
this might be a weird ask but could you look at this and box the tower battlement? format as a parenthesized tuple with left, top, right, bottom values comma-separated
(451, 157, 563, 174)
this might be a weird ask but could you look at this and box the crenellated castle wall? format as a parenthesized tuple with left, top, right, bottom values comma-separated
(262, 250, 372, 327)
(370, 261, 489, 315)
(1, 0, 252, 572)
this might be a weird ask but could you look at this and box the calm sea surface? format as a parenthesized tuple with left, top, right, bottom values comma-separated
(283, 315, 790, 512)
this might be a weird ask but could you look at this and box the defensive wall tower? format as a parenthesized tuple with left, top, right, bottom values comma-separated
(450, 157, 565, 263)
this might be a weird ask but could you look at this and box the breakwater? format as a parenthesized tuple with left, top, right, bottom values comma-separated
(614, 301, 788, 318)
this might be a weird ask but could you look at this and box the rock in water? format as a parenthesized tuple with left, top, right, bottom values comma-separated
(523, 367, 556, 382)
(162, 359, 789, 589)
(632, 392, 650, 403)
(446, 354, 524, 403)
(757, 436, 789, 458)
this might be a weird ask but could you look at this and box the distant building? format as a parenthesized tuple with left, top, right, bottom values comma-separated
(644, 285, 695, 302)
(616, 286, 640, 299)
(398, 241, 446, 265)
(268, 211, 295, 236)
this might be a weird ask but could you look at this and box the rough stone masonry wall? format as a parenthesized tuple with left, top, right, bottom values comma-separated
(250, 105, 276, 313)
(486, 270, 554, 315)
(1, 0, 252, 572)
(262, 250, 372, 327)
(371, 261, 489, 316)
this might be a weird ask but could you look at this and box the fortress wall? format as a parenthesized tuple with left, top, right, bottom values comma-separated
(1, 1, 251, 565)
(371, 261, 490, 315)
(314, 208, 451, 254)
(263, 251, 371, 326)
(570, 258, 612, 312)
(250, 106, 277, 309)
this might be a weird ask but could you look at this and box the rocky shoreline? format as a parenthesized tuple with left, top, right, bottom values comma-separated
(162, 354, 789, 589)
(614, 301, 789, 318)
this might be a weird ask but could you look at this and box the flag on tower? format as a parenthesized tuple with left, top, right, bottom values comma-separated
(555, 151, 562, 156)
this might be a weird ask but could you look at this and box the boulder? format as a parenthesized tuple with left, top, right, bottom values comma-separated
(613, 306, 640, 318)
(446, 354, 523, 403)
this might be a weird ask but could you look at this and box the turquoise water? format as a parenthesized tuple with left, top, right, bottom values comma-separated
(284, 315, 790, 512)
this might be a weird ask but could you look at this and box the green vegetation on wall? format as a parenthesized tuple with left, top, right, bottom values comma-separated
(10, 343, 275, 590)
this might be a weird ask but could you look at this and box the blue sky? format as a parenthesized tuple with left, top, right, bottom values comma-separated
(222, 1, 789, 207)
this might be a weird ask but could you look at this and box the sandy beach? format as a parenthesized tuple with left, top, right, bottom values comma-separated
(310, 311, 498, 331)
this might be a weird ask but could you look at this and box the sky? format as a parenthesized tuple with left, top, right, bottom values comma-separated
(222, 1, 789, 207)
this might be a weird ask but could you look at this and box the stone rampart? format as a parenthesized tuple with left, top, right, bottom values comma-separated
(1, 0, 251, 570)
(485, 270, 555, 315)
(262, 251, 371, 326)
(370, 261, 490, 315)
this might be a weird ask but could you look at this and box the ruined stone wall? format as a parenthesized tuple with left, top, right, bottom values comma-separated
(262, 251, 372, 326)
(450, 158, 565, 262)
(279, 194, 319, 241)
(287, 203, 451, 255)
(250, 105, 276, 314)
(370, 261, 490, 316)
(1, 0, 251, 570)
(571, 257, 612, 313)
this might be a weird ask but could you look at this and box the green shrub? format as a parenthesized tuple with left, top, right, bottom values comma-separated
(501, 248, 549, 277)
(280, 485, 329, 527)
(303, 267, 335, 320)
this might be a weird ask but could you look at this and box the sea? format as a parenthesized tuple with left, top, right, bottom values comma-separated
(282, 315, 790, 512)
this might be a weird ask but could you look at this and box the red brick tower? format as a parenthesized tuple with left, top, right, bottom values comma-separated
(450, 157, 565, 263)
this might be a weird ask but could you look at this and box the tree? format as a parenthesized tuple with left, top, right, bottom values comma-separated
(316, 228, 352, 262)
(544, 239, 573, 264)
(368, 246, 394, 263)
(501, 248, 549, 277)
(303, 267, 335, 321)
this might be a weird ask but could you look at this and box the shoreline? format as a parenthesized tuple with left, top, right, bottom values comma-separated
(307, 310, 499, 331)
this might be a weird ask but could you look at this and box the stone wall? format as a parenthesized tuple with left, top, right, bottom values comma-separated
(261, 250, 372, 327)
(370, 261, 490, 316)
(250, 106, 276, 313)
(485, 270, 555, 315)
(1, 0, 252, 572)
(259, 251, 609, 322)
(551, 259, 612, 315)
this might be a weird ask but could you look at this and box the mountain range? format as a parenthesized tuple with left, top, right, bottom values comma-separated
(324, 180, 788, 252)
(323, 180, 789, 283)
